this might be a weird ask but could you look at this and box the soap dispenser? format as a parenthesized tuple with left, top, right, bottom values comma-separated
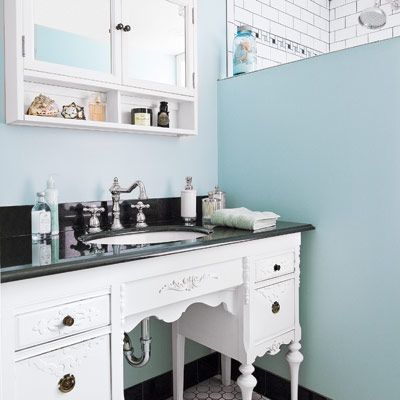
(45, 175, 59, 236)
(181, 177, 197, 226)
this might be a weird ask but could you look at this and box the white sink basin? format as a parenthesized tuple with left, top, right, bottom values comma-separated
(86, 228, 209, 246)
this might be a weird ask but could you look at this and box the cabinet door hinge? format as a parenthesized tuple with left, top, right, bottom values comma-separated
(22, 35, 26, 57)
(192, 7, 195, 24)
(192, 72, 196, 89)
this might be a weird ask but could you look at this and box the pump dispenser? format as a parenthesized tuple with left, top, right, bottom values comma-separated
(181, 176, 197, 226)
(45, 175, 59, 236)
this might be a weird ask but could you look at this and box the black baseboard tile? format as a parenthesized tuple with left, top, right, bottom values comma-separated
(258, 367, 330, 400)
(232, 357, 330, 400)
(198, 352, 220, 382)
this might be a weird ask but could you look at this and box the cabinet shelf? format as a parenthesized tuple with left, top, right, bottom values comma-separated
(17, 115, 196, 137)
(24, 69, 196, 102)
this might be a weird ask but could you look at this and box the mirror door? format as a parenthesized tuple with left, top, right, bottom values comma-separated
(23, 0, 121, 83)
(121, 0, 194, 95)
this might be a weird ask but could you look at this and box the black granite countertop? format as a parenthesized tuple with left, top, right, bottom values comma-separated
(0, 221, 314, 283)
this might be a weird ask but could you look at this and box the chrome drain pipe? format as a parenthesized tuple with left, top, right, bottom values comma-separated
(123, 318, 152, 368)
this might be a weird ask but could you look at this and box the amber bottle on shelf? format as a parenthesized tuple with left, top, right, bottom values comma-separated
(157, 101, 170, 128)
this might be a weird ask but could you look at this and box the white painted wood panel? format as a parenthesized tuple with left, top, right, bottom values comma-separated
(124, 258, 243, 315)
(254, 251, 295, 282)
(15, 335, 111, 400)
(15, 295, 110, 350)
(252, 279, 295, 345)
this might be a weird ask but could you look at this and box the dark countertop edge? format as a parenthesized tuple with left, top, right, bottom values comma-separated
(1, 223, 315, 283)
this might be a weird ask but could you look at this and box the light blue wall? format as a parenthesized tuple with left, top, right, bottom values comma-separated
(35, 25, 111, 73)
(35, 25, 178, 85)
(0, 0, 226, 388)
(0, 0, 226, 207)
(218, 38, 400, 400)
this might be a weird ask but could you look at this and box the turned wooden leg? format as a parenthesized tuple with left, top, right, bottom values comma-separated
(237, 364, 257, 400)
(285, 342, 304, 400)
(221, 354, 231, 386)
(172, 322, 185, 400)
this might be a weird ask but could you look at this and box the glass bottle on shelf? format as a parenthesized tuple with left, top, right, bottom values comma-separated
(89, 94, 106, 122)
(31, 192, 51, 241)
(233, 25, 257, 76)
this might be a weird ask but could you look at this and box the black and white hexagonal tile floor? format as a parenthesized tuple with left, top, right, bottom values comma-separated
(168, 376, 269, 400)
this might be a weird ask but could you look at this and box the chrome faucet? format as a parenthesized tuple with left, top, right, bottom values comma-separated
(109, 177, 148, 230)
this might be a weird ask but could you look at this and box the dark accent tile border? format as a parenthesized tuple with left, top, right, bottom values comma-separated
(230, 359, 331, 400)
(124, 352, 220, 400)
(124, 354, 331, 400)
(0, 196, 205, 238)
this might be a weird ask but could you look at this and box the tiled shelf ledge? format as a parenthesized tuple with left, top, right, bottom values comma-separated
(15, 115, 196, 137)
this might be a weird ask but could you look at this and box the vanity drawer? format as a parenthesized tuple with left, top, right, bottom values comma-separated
(16, 295, 110, 350)
(124, 259, 243, 315)
(15, 335, 111, 400)
(254, 251, 295, 282)
(252, 279, 295, 344)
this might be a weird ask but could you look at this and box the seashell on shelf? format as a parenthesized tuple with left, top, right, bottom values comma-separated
(27, 94, 59, 117)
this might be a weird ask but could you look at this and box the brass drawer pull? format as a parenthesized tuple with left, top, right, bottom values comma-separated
(273, 264, 281, 272)
(272, 301, 280, 314)
(62, 315, 75, 327)
(58, 374, 76, 393)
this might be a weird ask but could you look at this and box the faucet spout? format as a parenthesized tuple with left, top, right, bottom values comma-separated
(109, 177, 148, 199)
(109, 177, 148, 230)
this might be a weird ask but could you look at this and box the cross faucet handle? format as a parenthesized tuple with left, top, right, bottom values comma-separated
(131, 201, 150, 212)
(131, 201, 150, 228)
(83, 205, 105, 233)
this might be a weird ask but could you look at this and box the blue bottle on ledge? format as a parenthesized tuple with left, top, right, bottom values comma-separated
(233, 25, 257, 76)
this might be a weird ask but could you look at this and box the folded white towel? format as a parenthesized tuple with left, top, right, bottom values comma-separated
(210, 207, 280, 231)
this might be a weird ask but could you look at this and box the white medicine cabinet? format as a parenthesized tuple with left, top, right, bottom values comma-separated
(5, 0, 197, 137)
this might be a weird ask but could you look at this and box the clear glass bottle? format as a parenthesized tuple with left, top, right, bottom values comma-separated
(31, 192, 51, 241)
(202, 193, 222, 228)
(233, 25, 257, 76)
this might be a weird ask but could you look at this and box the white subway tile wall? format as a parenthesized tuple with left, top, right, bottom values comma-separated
(227, 0, 400, 74)
(330, 0, 400, 51)
(227, 0, 330, 74)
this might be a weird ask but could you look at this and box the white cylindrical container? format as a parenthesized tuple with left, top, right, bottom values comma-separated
(181, 177, 197, 225)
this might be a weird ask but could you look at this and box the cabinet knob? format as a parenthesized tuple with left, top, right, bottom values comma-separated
(123, 25, 132, 32)
(272, 301, 280, 314)
(62, 315, 75, 327)
(58, 374, 76, 393)
(273, 264, 281, 272)
(116, 23, 124, 30)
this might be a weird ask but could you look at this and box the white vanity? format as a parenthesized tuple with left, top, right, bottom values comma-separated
(1, 225, 311, 400)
